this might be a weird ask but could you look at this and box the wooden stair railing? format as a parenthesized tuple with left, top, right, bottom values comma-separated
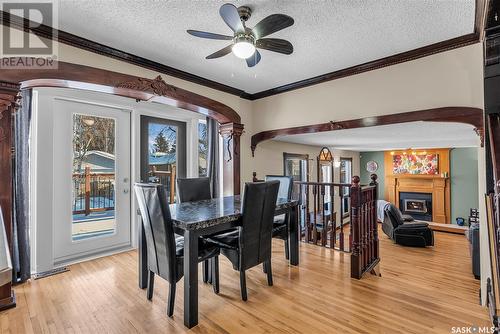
(350, 175, 381, 279)
(289, 173, 381, 279)
(293, 180, 351, 251)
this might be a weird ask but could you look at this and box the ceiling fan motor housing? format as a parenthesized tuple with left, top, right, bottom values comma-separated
(237, 6, 252, 22)
(233, 33, 255, 46)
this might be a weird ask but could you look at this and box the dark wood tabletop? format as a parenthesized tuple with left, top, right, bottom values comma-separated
(169, 195, 298, 230)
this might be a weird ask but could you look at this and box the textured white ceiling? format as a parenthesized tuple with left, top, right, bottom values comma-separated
(274, 121, 479, 151)
(56, 0, 475, 94)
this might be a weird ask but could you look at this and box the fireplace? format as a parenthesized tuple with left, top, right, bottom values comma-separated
(399, 192, 433, 221)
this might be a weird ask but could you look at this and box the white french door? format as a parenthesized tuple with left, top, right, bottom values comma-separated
(52, 98, 131, 263)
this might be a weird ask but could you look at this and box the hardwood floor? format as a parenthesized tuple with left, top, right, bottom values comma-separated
(1, 230, 490, 333)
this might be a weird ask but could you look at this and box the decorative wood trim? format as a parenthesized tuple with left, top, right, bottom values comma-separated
(251, 107, 484, 155)
(0, 60, 240, 124)
(220, 123, 244, 195)
(0, 5, 484, 101)
(0, 89, 19, 313)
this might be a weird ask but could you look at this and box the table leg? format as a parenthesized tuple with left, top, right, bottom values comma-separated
(184, 230, 199, 328)
(138, 217, 148, 289)
(289, 205, 300, 266)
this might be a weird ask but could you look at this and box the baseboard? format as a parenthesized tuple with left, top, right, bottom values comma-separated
(51, 245, 134, 271)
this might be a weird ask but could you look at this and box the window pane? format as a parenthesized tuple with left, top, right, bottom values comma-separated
(72, 114, 116, 241)
(198, 121, 208, 177)
(148, 122, 178, 202)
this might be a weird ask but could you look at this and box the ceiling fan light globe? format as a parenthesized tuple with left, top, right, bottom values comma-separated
(232, 41, 256, 59)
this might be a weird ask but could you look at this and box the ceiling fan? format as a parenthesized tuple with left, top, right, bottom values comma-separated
(187, 3, 294, 67)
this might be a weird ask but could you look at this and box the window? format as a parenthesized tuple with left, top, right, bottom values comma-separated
(340, 157, 353, 216)
(71, 114, 116, 241)
(198, 120, 208, 177)
(140, 116, 187, 204)
(283, 153, 309, 182)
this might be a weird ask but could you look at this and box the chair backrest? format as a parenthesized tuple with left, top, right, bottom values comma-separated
(385, 203, 405, 228)
(239, 181, 280, 270)
(265, 175, 293, 202)
(134, 183, 177, 283)
(177, 177, 211, 203)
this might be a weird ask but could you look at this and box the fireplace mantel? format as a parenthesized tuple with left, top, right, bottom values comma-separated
(383, 149, 451, 224)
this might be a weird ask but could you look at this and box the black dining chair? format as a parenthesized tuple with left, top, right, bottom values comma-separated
(205, 181, 280, 301)
(265, 175, 294, 260)
(177, 177, 212, 203)
(176, 177, 214, 284)
(134, 183, 220, 317)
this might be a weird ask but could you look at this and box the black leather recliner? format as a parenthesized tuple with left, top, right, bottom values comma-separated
(134, 183, 220, 317)
(206, 181, 280, 301)
(383, 204, 434, 247)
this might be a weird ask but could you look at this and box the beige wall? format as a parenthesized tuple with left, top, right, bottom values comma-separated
(252, 43, 484, 132)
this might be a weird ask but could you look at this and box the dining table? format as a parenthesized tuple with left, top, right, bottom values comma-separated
(137, 195, 299, 328)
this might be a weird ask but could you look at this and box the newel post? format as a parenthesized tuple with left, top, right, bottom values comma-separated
(219, 123, 244, 196)
(350, 175, 362, 279)
(370, 173, 380, 262)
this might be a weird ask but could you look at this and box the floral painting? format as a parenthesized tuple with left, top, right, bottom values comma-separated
(392, 154, 439, 175)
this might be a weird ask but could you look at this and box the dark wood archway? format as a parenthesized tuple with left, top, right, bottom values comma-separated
(0, 60, 244, 310)
(251, 106, 484, 156)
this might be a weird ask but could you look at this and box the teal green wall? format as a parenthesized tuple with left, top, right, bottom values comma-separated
(360, 152, 385, 200)
(450, 148, 478, 225)
(361, 148, 479, 224)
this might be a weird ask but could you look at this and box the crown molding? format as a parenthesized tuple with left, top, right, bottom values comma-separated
(0, 4, 484, 101)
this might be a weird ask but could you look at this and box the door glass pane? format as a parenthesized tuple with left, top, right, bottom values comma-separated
(285, 157, 309, 182)
(72, 114, 116, 241)
(198, 120, 208, 177)
(285, 159, 300, 181)
(340, 159, 352, 215)
(148, 122, 178, 203)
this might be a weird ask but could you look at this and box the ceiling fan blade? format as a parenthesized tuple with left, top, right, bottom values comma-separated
(187, 30, 233, 40)
(256, 38, 293, 55)
(253, 14, 294, 39)
(219, 3, 244, 33)
(246, 50, 261, 67)
(206, 45, 233, 59)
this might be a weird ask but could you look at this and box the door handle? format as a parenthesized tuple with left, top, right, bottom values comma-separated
(124, 189, 129, 194)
